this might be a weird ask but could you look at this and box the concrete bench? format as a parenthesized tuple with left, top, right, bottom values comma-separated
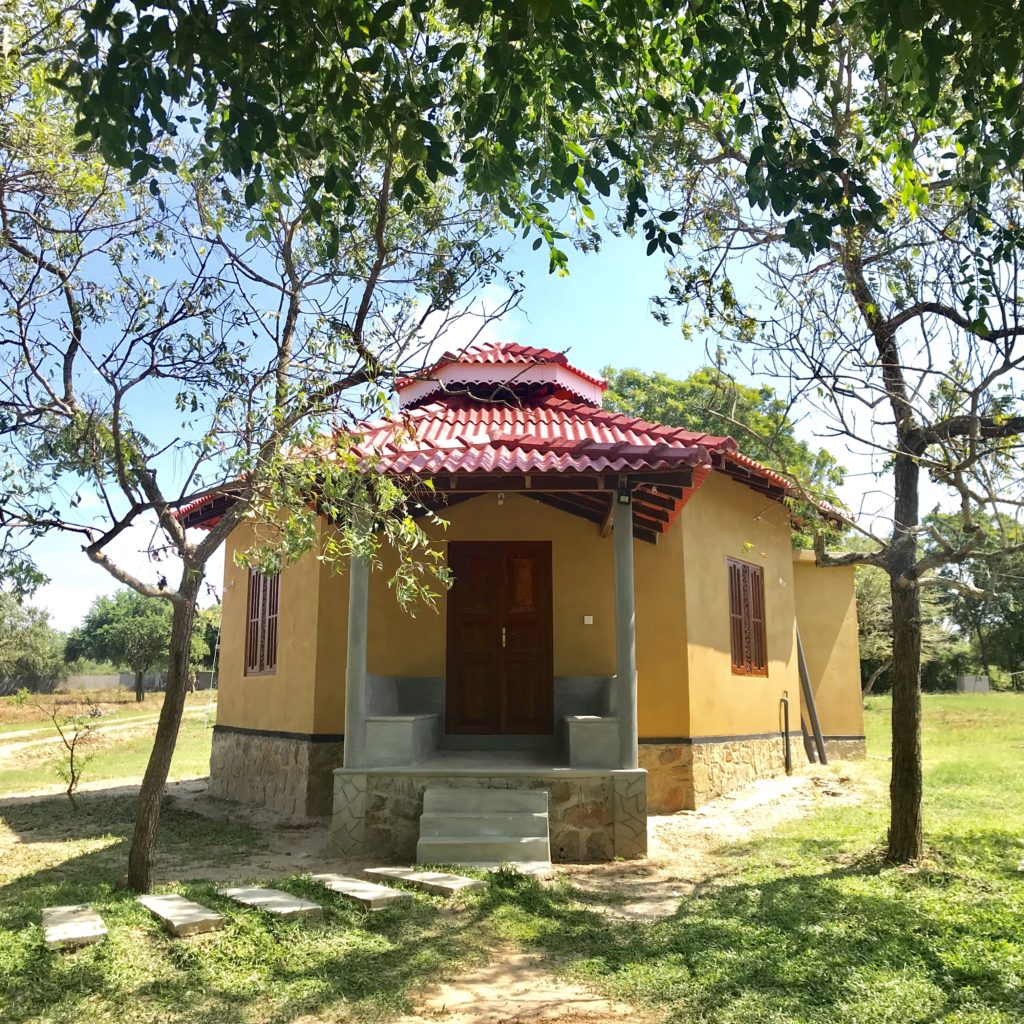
(364, 714, 439, 767)
(564, 715, 620, 769)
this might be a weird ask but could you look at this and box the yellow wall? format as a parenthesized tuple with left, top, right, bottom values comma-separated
(791, 553, 865, 737)
(217, 519, 324, 734)
(216, 478, 834, 744)
(314, 492, 689, 737)
(217, 492, 690, 738)
(680, 472, 801, 737)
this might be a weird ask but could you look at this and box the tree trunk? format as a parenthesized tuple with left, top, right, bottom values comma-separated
(127, 582, 201, 892)
(862, 656, 892, 696)
(134, 669, 144, 703)
(886, 451, 924, 863)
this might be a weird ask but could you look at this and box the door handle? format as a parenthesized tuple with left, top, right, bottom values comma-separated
(501, 626, 507, 648)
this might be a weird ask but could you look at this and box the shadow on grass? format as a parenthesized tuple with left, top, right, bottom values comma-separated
(0, 793, 491, 1024)
(477, 831, 1024, 1024)
(2, 792, 1022, 1024)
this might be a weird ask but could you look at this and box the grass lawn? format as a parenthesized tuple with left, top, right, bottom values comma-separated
(0, 794, 492, 1023)
(0, 689, 215, 734)
(491, 693, 1024, 1024)
(0, 712, 215, 795)
(1, 693, 1021, 1023)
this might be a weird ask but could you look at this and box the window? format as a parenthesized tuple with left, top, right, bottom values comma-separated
(245, 570, 280, 675)
(727, 558, 767, 676)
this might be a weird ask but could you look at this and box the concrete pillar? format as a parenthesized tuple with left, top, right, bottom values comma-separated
(614, 489, 638, 769)
(343, 549, 370, 768)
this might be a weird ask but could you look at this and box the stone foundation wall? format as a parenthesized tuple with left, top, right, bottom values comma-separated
(823, 736, 867, 760)
(641, 735, 793, 812)
(330, 769, 647, 864)
(641, 732, 867, 812)
(690, 736, 789, 805)
(209, 726, 343, 817)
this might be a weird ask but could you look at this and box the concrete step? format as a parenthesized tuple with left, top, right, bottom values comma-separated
(42, 904, 107, 950)
(310, 873, 412, 911)
(417, 834, 551, 865)
(217, 886, 322, 919)
(422, 787, 548, 815)
(419, 811, 548, 839)
(138, 893, 225, 937)
(363, 866, 486, 896)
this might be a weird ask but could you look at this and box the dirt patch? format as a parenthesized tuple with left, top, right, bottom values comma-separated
(394, 949, 654, 1024)
(561, 767, 867, 919)
(158, 779, 335, 881)
(0, 689, 213, 729)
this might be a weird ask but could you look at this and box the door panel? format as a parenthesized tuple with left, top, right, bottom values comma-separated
(446, 541, 553, 735)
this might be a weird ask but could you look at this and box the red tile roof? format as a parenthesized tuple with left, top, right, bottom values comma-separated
(394, 341, 607, 393)
(345, 394, 737, 476)
(174, 342, 839, 533)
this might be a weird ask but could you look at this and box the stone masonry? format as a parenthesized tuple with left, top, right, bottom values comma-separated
(641, 733, 867, 813)
(209, 726, 343, 817)
(329, 768, 648, 864)
(641, 736, 790, 813)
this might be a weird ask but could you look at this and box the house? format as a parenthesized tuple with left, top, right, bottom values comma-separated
(179, 342, 864, 864)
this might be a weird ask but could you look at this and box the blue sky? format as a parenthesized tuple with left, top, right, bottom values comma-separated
(27, 228, 892, 632)
(28, 229, 705, 631)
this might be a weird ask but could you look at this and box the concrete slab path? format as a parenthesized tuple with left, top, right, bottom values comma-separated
(42, 905, 107, 950)
(217, 886, 322, 919)
(138, 893, 225, 936)
(310, 873, 412, 910)
(363, 866, 486, 896)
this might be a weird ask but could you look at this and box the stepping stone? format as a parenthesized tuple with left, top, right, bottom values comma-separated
(309, 873, 412, 910)
(42, 904, 107, 950)
(216, 886, 322, 919)
(363, 866, 486, 897)
(138, 893, 225, 937)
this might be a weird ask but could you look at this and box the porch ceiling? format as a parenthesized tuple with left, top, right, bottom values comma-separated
(408, 468, 698, 544)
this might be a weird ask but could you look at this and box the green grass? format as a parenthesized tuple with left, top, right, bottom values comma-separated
(0, 690, 215, 735)
(488, 693, 1024, 1024)
(0, 795, 492, 1023)
(0, 714, 215, 795)
(1, 693, 1021, 1024)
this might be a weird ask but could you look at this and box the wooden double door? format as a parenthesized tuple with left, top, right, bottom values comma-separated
(445, 541, 554, 735)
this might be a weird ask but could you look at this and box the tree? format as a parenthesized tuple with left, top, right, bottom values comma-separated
(602, 364, 844, 534)
(642, 10, 1024, 862)
(66, 590, 208, 701)
(13, 687, 97, 806)
(0, 3, 515, 891)
(0, 594, 66, 695)
(930, 512, 1024, 682)
(52, 0, 1024, 872)
(855, 564, 958, 696)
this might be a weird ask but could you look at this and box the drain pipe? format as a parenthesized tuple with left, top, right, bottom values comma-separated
(780, 691, 793, 775)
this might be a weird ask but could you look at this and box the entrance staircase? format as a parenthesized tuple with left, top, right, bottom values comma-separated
(416, 787, 551, 869)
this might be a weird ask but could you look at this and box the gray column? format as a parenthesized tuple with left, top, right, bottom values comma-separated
(614, 490, 638, 769)
(343, 549, 370, 768)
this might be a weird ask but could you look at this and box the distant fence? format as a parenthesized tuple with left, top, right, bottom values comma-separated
(64, 674, 121, 692)
(955, 674, 990, 694)
(64, 671, 216, 692)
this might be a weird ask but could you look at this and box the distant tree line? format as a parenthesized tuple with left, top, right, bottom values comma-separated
(0, 594, 66, 696)
(0, 590, 220, 698)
